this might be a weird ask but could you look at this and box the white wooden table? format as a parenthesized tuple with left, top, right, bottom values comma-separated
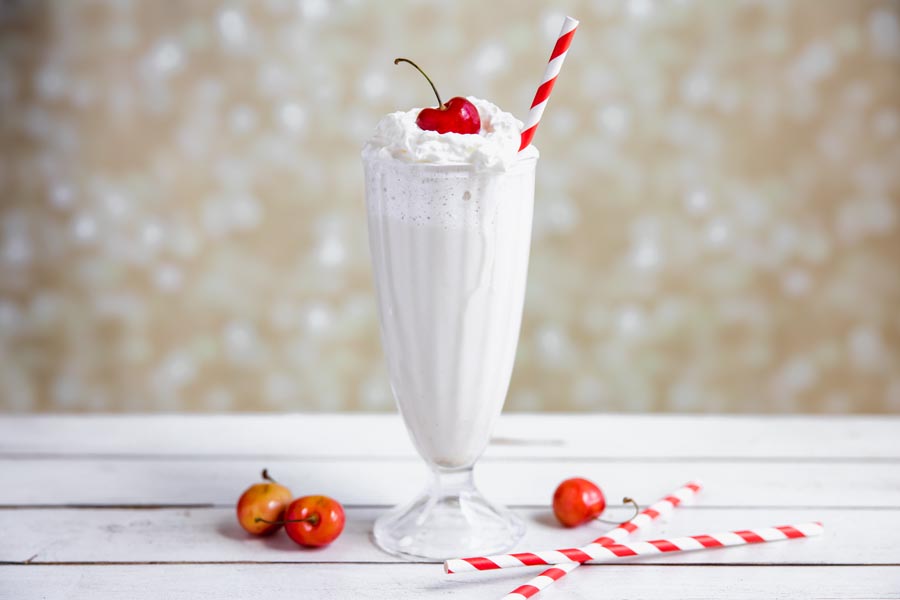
(1, 414, 899, 599)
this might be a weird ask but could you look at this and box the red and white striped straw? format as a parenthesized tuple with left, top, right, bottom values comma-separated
(497, 481, 702, 600)
(445, 522, 824, 574)
(519, 16, 579, 152)
(444, 481, 701, 575)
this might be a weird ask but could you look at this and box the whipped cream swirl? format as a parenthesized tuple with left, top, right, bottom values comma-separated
(362, 97, 536, 171)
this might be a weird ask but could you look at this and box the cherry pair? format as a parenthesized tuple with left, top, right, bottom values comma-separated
(236, 469, 344, 547)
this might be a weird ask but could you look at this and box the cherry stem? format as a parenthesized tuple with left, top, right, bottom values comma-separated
(261, 469, 277, 483)
(596, 497, 640, 525)
(255, 515, 320, 526)
(394, 58, 443, 108)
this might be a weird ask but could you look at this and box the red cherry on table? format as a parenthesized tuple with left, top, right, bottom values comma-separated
(283, 495, 346, 547)
(553, 477, 607, 528)
(236, 469, 293, 536)
(394, 58, 481, 135)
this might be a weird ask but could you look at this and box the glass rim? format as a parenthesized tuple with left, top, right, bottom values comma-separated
(362, 151, 538, 173)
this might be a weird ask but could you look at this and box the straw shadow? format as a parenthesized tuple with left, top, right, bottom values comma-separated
(419, 567, 532, 592)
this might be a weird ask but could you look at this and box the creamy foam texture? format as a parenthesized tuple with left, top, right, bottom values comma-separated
(363, 97, 537, 170)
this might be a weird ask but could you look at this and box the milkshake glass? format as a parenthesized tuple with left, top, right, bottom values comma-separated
(363, 121, 537, 559)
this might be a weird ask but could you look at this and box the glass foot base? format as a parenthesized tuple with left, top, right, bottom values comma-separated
(372, 468, 525, 561)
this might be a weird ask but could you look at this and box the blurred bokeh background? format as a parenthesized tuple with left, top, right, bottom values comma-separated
(1, 0, 898, 413)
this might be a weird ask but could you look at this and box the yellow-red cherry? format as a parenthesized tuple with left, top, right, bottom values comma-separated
(236, 469, 293, 536)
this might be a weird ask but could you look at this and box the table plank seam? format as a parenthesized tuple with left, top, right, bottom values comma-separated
(3, 504, 898, 510)
(3, 561, 898, 567)
(3, 453, 899, 463)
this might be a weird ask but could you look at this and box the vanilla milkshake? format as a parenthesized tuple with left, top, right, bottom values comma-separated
(364, 98, 536, 468)
(364, 96, 537, 559)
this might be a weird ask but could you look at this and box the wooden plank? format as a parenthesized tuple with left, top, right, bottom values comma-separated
(0, 506, 895, 566)
(1, 564, 898, 599)
(1, 414, 898, 459)
(1, 457, 897, 507)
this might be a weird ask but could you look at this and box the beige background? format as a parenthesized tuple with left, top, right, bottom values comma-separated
(0, 0, 898, 413)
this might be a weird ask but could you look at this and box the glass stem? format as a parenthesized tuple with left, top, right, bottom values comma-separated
(430, 466, 476, 501)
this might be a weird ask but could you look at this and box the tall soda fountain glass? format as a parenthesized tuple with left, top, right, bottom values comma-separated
(363, 150, 537, 560)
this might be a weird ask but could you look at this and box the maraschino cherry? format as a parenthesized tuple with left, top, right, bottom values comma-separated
(394, 58, 480, 135)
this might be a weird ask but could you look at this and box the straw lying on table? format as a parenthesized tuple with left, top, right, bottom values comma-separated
(445, 522, 824, 574)
(446, 481, 701, 574)
(489, 481, 702, 600)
